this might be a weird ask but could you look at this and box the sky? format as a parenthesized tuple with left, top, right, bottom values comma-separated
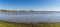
(0, 0, 60, 11)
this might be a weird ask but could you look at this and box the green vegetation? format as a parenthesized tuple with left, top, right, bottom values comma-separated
(0, 20, 60, 27)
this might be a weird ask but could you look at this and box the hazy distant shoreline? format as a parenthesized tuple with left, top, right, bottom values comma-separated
(0, 11, 60, 14)
(0, 10, 60, 12)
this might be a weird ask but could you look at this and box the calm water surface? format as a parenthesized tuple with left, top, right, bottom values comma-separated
(0, 12, 60, 23)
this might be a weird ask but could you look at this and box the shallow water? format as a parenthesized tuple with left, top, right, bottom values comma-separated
(0, 12, 60, 23)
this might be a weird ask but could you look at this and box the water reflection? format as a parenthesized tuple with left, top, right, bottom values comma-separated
(0, 12, 60, 23)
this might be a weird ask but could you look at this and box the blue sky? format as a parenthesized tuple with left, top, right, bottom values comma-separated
(0, 0, 60, 11)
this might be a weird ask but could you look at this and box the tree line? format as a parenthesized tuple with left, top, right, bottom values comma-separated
(0, 10, 35, 12)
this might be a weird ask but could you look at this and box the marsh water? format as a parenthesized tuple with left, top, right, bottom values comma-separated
(0, 12, 60, 23)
